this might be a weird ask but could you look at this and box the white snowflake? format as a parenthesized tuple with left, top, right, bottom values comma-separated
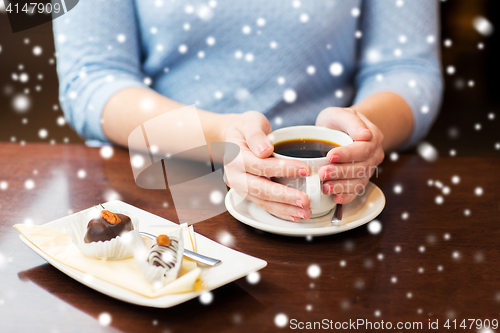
(473, 16, 494, 36)
(38, 129, 48, 139)
(242, 25, 252, 34)
(24, 179, 35, 190)
(32, 46, 42, 56)
(283, 89, 297, 103)
(197, 4, 213, 20)
(100, 146, 114, 159)
(117, 34, 126, 43)
(209, 190, 223, 204)
(199, 292, 213, 305)
(12, 95, 31, 113)
(0, 181, 8, 191)
(417, 142, 438, 162)
(367, 220, 382, 234)
(329, 62, 343, 76)
(275, 313, 288, 328)
(306, 65, 316, 75)
(246, 272, 261, 284)
(206, 36, 216, 46)
(307, 264, 321, 278)
(216, 230, 234, 246)
(214, 91, 223, 99)
(131, 155, 145, 169)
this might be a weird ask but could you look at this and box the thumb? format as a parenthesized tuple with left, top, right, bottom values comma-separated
(317, 107, 373, 142)
(240, 114, 274, 158)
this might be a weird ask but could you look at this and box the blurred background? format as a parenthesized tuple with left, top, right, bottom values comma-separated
(0, 0, 498, 156)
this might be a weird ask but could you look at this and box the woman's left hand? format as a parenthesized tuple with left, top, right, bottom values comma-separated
(315, 107, 385, 204)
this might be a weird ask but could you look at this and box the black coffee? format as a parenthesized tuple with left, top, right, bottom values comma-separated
(274, 139, 339, 158)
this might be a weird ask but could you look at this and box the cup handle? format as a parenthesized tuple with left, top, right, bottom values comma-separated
(305, 174, 321, 209)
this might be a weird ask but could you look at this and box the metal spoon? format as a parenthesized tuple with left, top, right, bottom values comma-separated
(140, 231, 222, 267)
(330, 204, 343, 226)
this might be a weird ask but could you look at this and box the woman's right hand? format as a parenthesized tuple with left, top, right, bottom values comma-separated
(223, 111, 313, 221)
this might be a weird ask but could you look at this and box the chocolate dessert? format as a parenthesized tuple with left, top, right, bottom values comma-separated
(84, 210, 133, 243)
(147, 234, 180, 269)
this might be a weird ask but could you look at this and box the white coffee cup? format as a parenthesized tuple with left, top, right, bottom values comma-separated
(268, 126, 354, 218)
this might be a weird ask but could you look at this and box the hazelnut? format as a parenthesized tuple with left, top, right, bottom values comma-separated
(100, 210, 121, 225)
(157, 234, 171, 247)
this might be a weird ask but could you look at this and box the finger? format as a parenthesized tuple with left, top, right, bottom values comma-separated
(246, 194, 313, 221)
(246, 174, 311, 208)
(322, 178, 369, 195)
(241, 149, 311, 177)
(326, 141, 377, 163)
(317, 107, 373, 142)
(333, 193, 358, 204)
(237, 114, 274, 158)
(319, 156, 380, 180)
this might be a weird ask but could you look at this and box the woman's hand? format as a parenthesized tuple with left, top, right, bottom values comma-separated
(315, 107, 385, 204)
(224, 111, 313, 221)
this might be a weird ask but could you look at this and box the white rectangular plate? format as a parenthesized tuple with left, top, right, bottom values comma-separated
(18, 200, 267, 308)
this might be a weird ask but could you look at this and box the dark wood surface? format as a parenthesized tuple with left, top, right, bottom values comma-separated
(0, 143, 499, 333)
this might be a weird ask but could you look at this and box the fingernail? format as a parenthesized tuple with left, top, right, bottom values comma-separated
(336, 195, 343, 204)
(297, 211, 305, 219)
(299, 168, 308, 177)
(323, 184, 330, 194)
(295, 199, 304, 208)
(329, 154, 340, 162)
(322, 169, 329, 180)
(289, 215, 299, 222)
(257, 142, 269, 154)
(358, 127, 371, 133)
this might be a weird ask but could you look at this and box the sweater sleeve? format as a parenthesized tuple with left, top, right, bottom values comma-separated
(53, 0, 149, 142)
(353, 0, 444, 150)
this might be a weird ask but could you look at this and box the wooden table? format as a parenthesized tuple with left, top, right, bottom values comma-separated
(1, 143, 499, 332)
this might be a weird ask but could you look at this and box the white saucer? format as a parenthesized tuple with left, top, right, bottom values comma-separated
(225, 182, 386, 237)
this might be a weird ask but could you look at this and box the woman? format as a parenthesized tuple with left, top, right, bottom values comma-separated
(54, 0, 442, 221)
